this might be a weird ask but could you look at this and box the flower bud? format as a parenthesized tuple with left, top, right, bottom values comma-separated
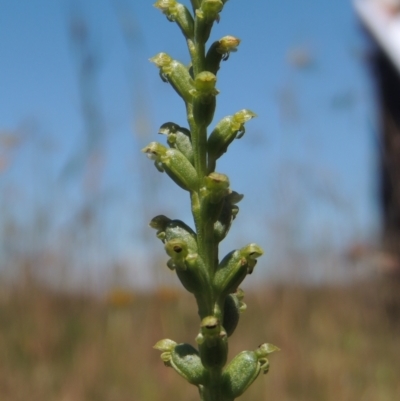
(213, 204, 232, 242)
(142, 142, 199, 191)
(206, 35, 241, 75)
(214, 244, 264, 296)
(141, 141, 167, 172)
(165, 239, 209, 293)
(213, 191, 243, 242)
(204, 172, 230, 202)
(221, 343, 279, 399)
(204, 172, 230, 191)
(207, 109, 256, 169)
(158, 122, 194, 164)
(222, 350, 260, 398)
(255, 343, 280, 370)
(196, 316, 228, 369)
(194, 0, 224, 43)
(165, 239, 189, 270)
(190, 72, 219, 127)
(154, 340, 207, 386)
(223, 291, 243, 337)
(154, 338, 177, 352)
(150, 53, 194, 103)
(154, 1, 194, 40)
(162, 148, 199, 191)
(154, 338, 178, 364)
(170, 343, 206, 385)
(149, 214, 171, 241)
(242, 243, 263, 273)
(196, 0, 223, 21)
(193, 71, 218, 94)
(149, 215, 197, 249)
(199, 173, 230, 224)
(154, 0, 176, 13)
(176, 252, 209, 294)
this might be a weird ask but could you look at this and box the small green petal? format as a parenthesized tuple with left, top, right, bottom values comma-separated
(154, 338, 177, 351)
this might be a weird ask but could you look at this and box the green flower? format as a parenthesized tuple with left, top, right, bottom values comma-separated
(154, 0, 194, 39)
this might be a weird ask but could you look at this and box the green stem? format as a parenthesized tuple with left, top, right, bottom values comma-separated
(187, 9, 227, 401)
(203, 369, 223, 401)
(189, 101, 217, 302)
(187, 39, 209, 269)
(193, 42, 206, 76)
(188, 114, 207, 179)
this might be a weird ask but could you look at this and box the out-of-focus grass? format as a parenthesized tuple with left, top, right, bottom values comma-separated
(0, 279, 399, 401)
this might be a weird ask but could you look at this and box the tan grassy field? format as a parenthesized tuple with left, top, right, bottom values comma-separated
(0, 279, 399, 401)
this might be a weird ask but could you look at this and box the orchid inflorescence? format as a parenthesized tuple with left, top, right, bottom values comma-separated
(143, 1, 278, 400)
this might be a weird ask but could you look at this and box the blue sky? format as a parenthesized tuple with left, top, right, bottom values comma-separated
(0, 0, 379, 285)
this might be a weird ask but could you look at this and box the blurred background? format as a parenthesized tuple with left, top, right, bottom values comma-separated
(0, 0, 399, 400)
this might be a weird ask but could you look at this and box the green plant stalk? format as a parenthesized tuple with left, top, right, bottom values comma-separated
(148, 1, 279, 400)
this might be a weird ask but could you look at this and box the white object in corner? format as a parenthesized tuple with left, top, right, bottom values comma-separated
(353, 0, 400, 73)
